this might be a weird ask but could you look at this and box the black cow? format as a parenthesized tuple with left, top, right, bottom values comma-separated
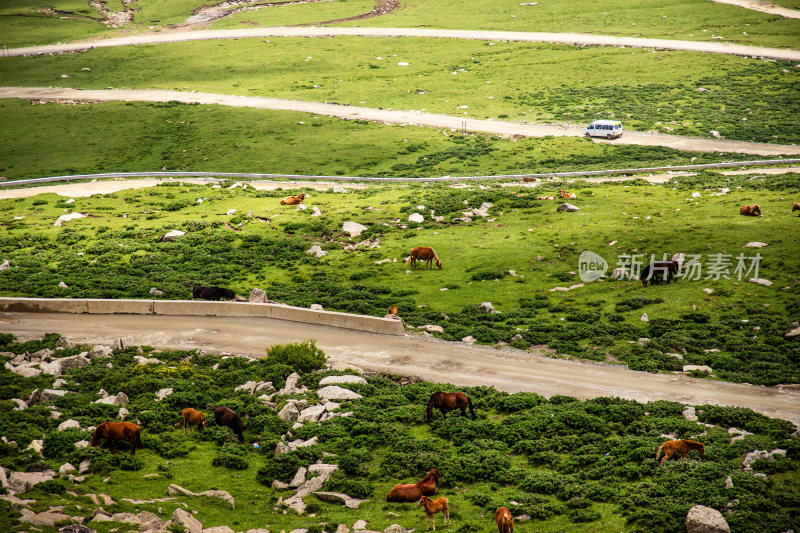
(192, 286, 235, 301)
(214, 406, 244, 442)
(641, 261, 679, 287)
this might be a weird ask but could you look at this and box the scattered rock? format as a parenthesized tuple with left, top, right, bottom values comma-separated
(149, 287, 164, 296)
(59, 281, 70, 289)
(273, 479, 289, 490)
(278, 403, 300, 422)
(9, 470, 56, 493)
(557, 203, 580, 212)
(155, 388, 173, 401)
(311, 205, 322, 217)
(725, 476, 733, 489)
(161, 230, 186, 242)
(319, 375, 367, 386)
(134, 355, 161, 365)
(744, 242, 767, 248)
(481, 302, 497, 313)
(683, 365, 713, 375)
(54, 213, 87, 227)
(117, 407, 129, 420)
(0, 259, 9, 271)
(682, 406, 698, 421)
(279, 373, 307, 395)
(703, 288, 714, 295)
(298, 405, 326, 423)
(306, 245, 328, 258)
(310, 304, 324, 311)
(342, 222, 368, 237)
(58, 419, 81, 431)
(686, 505, 730, 533)
(249, 288, 267, 303)
(317, 386, 363, 400)
(89, 345, 113, 359)
(710, 130, 721, 138)
(289, 467, 307, 488)
(408, 213, 424, 223)
(749, 278, 773, 287)
(172, 508, 203, 533)
(462, 336, 476, 344)
(19, 508, 72, 528)
(422, 324, 443, 334)
(59, 463, 76, 476)
(641, 313, 649, 322)
(784, 326, 800, 340)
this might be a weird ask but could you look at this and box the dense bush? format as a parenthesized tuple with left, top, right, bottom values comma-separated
(212, 444, 249, 470)
(265, 341, 327, 373)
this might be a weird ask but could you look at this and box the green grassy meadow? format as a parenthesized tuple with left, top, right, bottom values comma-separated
(1, 337, 798, 533)
(1, 177, 798, 385)
(0, 99, 773, 180)
(2, 39, 798, 143)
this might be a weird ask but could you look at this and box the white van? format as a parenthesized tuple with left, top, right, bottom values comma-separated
(584, 120, 623, 139)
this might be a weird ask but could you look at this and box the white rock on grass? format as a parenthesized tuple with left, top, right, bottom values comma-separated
(249, 288, 267, 303)
(683, 365, 713, 375)
(161, 230, 185, 242)
(557, 203, 580, 212)
(54, 212, 86, 227)
(749, 278, 772, 287)
(310, 304, 324, 311)
(155, 388, 173, 401)
(342, 221, 367, 237)
(422, 324, 443, 334)
(58, 281, 70, 290)
(462, 335, 477, 344)
(408, 213, 424, 223)
(319, 375, 367, 386)
(0, 259, 9, 271)
(172, 508, 203, 533)
(480, 302, 497, 313)
(686, 505, 730, 533)
(682, 406, 698, 421)
(744, 242, 767, 248)
(311, 206, 322, 217)
(57, 419, 81, 431)
(306, 245, 328, 258)
(317, 386, 363, 400)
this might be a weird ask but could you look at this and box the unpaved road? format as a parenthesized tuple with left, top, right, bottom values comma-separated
(1, 312, 798, 425)
(712, 0, 800, 19)
(6, 26, 800, 60)
(3, 87, 799, 156)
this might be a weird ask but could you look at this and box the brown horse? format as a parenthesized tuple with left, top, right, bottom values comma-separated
(418, 495, 450, 531)
(793, 202, 800, 214)
(409, 247, 442, 270)
(740, 204, 762, 216)
(496, 507, 514, 533)
(656, 439, 705, 465)
(91, 422, 143, 456)
(280, 193, 307, 205)
(182, 408, 206, 436)
(426, 392, 476, 423)
(214, 406, 244, 442)
(640, 260, 679, 287)
(386, 468, 442, 502)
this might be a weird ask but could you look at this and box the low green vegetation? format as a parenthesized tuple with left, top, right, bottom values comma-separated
(1, 177, 798, 386)
(1, 39, 798, 143)
(0, 100, 764, 180)
(1, 334, 798, 533)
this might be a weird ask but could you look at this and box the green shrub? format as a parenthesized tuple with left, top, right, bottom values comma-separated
(265, 341, 327, 373)
(212, 444, 250, 470)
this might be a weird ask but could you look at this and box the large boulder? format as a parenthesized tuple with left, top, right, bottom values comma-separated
(342, 221, 367, 237)
(249, 288, 267, 303)
(8, 470, 56, 493)
(19, 508, 72, 527)
(35, 389, 70, 404)
(161, 230, 186, 242)
(57, 419, 81, 431)
(306, 245, 328, 258)
(317, 386, 363, 401)
(5, 363, 41, 378)
(408, 213, 424, 223)
(557, 203, 580, 212)
(172, 508, 202, 533)
(88, 345, 113, 359)
(278, 402, 300, 422)
(686, 505, 730, 533)
(319, 375, 367, 386)
(298, 405, 326, 423)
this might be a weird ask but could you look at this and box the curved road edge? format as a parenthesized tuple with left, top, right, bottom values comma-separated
(2, 87, 799, 156)
(1, 312, 798, 426)
(4, 27, 800, 60)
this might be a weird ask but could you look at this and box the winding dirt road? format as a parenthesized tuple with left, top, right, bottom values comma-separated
(711, 0, 800, 19)
(3, 87, 798, 155)
(2, 312, 798, 425)
(6, 27, 800, 60)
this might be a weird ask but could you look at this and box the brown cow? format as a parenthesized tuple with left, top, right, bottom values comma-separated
(182, 408, 207, 436)
(496, 507, 514, 533)
(656, 439, 705, 465)
(409, 247, 442, 270)
(387, 468, 441, 502)
(280, 193, 307, 205)
(740, 204, 762, 216)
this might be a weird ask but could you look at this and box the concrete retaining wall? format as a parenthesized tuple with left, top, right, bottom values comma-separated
(0, 297, 405, 336)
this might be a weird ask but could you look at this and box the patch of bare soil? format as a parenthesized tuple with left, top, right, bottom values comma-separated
(181, 0, 338, 27)
(306, 0, 400, 25)
(38, 0, 137, 28)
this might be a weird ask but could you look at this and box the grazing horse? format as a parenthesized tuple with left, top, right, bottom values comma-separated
(656, 439, 705, 465)
(386, 468, 442, 502)
(418, 496, 450, 531)
(496, 507, 514, 533)
(410, 247, 442, 270)
(640, 260, 679, 287)
(280, 193, 307, 205)
(425, 392, 476, 423)
(214, 406, 244, 442)
(793, 202, 800, 215)
(740, 204, 762, 217)
(192, 286, 235, 301)
(182, 408, 206, 436)
(91, 422, 143, 456)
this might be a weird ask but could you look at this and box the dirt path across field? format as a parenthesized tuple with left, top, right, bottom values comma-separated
(1, 312, 798, 425)
(5, 26, 800, 60)
(3, 87, 799, 156)
(711, 0, 800, 19)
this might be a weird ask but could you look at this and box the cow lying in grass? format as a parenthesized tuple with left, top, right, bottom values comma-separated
(192, 286, 235, 301)
(280, 193, 307, 205)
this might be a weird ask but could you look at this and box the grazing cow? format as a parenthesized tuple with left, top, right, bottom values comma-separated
(559, 190, 577, 200)
(182, 408, 206, 436)
(496, 507, 514, 533)
(192, 286, 235, 301)
(409, 247, 442, 270)
(640, 261, 679, 287)
(740, 204, 762, 217)
(536, 196, 555, 200)
(91, 422, 143, 456)
(417, 496, 450, 531)
(388, 305, 399, 316)
(387, 468, 442, 502)
(214, 406, 244, 442)
(793, 202, 800, 215)
(656, 439, 705, 465)
(280, 193, 307, 205)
